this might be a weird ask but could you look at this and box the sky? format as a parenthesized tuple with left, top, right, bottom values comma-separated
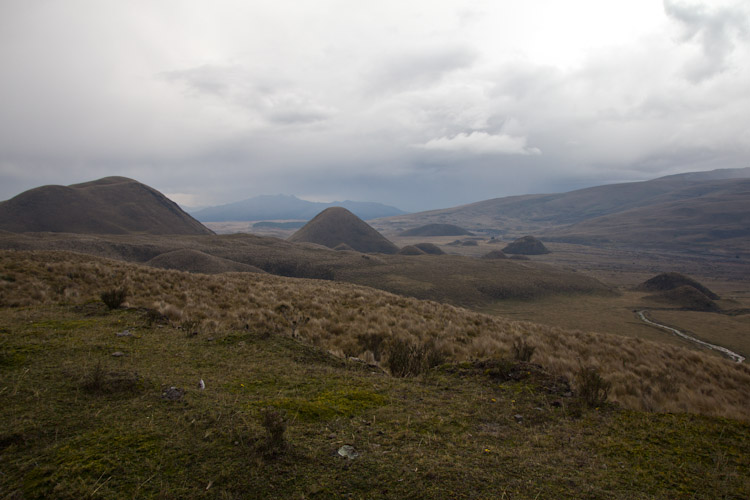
(1, 0, 749, 212)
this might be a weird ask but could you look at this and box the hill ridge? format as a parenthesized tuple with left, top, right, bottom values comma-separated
(0, 177, 213, 236)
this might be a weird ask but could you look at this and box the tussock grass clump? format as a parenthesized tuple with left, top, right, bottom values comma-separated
(576, 366, 611, 407)
(386, 338, 444, 377)
(81, 362, 142, 395)
(512, 339, 536, 362)
(100, 287, 128, 310)
(259, 407, 288, 457)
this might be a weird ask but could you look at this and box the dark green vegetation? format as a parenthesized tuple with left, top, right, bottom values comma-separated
(0, 177, 212, 235)
(2, 303, 748, 499)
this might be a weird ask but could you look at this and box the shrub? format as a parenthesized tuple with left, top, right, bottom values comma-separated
(81, 362, 141, 395)
(575, 366, 611, 408)
(275, 303, 309, 337)
(386, 338, 444, 377)
(260, 407, 288, 457)
(180, 319, 200, 336)
(100, 287, 128, 310)
(512, 339, 536, 362)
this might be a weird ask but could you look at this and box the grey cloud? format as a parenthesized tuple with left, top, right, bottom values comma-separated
(367, 46, 478, 95)
(664, 0, 750, 82)
(162, 64, 335, 126)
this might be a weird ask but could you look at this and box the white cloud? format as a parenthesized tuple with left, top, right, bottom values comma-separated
(0, 0, 748, 211)
(420, 131, 541, 156)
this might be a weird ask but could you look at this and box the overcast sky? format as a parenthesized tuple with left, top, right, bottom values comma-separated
(1, 0, 749, 212)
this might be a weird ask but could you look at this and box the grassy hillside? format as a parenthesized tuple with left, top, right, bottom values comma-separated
(373, 171, 750, 254)
(1, 250, 748, 499)
(547, 180, 750, 254)
(0, 232, 610, 307)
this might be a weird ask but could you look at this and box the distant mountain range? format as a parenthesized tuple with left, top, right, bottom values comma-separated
(375, 167, 750, 255)
(190, 194, 407, 222)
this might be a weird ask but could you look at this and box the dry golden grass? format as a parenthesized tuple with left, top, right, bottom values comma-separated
(2, 249, 749, 420)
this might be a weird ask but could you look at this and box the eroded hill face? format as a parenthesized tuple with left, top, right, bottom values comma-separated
(0, 176, 213, 236)
(289, 207, 399, 254)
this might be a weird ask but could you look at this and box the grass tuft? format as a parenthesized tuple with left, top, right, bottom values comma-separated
(576, 365, 611, 408)
(100, 287, 128, 310)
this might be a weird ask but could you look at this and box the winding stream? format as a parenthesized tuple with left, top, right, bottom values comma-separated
(637, 310, 745, 363)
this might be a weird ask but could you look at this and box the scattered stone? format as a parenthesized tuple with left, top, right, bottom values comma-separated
(513, 414, 524, 423)
(327, 433, 337, 440)
(111, 351, 125, 357)
(116, 330, 133, 337)
(198, 379, 205, 390)
(162, 386, 185, 401)
(337, 445, 359, 459)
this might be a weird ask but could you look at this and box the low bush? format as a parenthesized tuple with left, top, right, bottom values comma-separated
(81, 362, 142, 395)
(576, 366, 611, 407)
(512, 339, 536, 362)
(386, 338, 444, 377)
(260, 407, 288, 457)
(100, 287, 128, 310)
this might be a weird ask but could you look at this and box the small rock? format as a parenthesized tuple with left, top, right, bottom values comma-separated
(198, 379, 205, 390)
(161, 386, 185, 401)
(337, 445, 359, 459)
(111, 351, 125, 357)
(513, 414, 524, 423)
(327, 433, 336, 440)
(116, 330, 132, 337)
(563, 391, 573, 398)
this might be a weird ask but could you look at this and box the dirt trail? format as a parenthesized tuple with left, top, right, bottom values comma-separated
(637, 310, 745, 363)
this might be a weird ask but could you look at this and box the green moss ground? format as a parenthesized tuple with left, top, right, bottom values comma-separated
(1, 304, 748, 499)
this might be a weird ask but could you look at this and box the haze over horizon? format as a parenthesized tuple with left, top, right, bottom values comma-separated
(1, 1, 749, 212)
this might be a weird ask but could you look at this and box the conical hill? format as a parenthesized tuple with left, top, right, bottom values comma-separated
(288, 207, 399, 254)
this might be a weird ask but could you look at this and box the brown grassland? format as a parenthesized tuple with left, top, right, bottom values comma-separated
(1, 249, 749, 498)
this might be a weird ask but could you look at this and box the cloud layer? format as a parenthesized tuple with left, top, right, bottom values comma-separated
(1, 0, 748, 211)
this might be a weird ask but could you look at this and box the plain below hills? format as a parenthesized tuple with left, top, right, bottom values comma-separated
(0, 177, 213, 236)
(0, 230, 612, 308)
(191, 193, 406, 222)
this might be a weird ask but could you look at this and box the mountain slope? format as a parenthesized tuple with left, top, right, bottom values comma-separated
(289, 207, 399, 254)
(192, 194, 406, 222)
(0, 177, 213, 235)
(375, 167, 750, 253)
(547, 179, 750, 251)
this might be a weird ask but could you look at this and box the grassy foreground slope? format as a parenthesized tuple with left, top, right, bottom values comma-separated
(1, 251, 749, 498)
